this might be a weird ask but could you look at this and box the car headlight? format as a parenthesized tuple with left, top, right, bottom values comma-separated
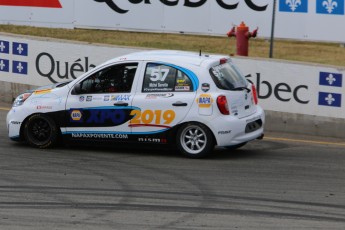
(13, 93, 32, 107)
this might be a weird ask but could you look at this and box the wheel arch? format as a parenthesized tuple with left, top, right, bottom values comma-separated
(20, 112, 62, 141)
(171, 121, 218, 145)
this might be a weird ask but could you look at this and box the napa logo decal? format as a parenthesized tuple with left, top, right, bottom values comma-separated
(196, 94, 214, 108)
(70, 110, 83, 122)
(0, 40, 28, 75)
(68, 107, 136, 127)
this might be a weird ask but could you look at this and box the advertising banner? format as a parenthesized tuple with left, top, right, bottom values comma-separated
(233, 58, 345, 119)
(1, 0, 345, 42)
(0, 34, 141, 86)
(0, 0, 73, 28)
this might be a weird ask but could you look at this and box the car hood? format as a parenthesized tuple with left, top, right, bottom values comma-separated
(26, 81, 71, 93)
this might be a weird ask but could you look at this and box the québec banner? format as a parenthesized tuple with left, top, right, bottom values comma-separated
(0, 0, 345, 42)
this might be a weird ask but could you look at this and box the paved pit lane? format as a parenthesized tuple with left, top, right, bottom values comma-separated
(0, 108, 345, 229)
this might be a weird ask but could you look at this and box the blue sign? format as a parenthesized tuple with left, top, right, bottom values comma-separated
(319, 72, 343, 87)
(318, 92, 342, 107)
(12, 61, 28, 75)
(0, 40, 10, 54)
(316, 0, 344, 15)
(279, 0, 308, 13)
(0, 59, 9, 72)
(12, 42, 28, 56)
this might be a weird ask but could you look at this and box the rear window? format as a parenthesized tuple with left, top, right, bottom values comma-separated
(209, 62, 247, 90)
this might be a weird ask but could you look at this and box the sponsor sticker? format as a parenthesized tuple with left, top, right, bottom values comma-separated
(138, 138, 167, 143)
(70, 110, 83, 121)
(71, 133, 128, 139)
(175, 86, 190, 91)
(111, 95, 131, 101)
(196, 94, 214, 108)
(145, 93, 174, 99)
(36, 105, 53, 110)
(201, 83, 210, 92)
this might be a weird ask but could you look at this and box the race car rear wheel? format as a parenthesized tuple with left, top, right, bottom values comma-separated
(176, 123, 215, 158)
(24, 114, 59, 148)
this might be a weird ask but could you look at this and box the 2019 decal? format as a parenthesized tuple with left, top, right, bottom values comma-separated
(129, 109, 175, 128)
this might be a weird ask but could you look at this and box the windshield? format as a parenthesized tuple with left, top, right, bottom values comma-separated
(209, 62, 248, 90)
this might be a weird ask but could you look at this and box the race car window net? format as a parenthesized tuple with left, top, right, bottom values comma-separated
(209, 62, 247, 91)
(79, 63, 138, 94)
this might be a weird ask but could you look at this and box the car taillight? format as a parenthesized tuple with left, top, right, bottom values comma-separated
(217, 95, 230, 115)
(251, 84, 258, 105)
(220, 58, 228, 65)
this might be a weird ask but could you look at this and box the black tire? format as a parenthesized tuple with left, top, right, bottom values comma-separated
(176, 123, 215, 158)
(24, 114, 59, 148)
(224, 142, 247, 150)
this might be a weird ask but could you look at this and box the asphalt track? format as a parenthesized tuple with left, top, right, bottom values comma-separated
(1, 107, 345, 230)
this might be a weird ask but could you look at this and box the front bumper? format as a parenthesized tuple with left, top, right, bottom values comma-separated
(6, 107, 25, 141)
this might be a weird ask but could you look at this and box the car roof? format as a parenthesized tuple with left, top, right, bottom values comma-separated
(104, 50, 230, 69)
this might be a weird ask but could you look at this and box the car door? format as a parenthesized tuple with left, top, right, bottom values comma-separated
(63, 61, 141, 141)
(130, 62, 198, 143)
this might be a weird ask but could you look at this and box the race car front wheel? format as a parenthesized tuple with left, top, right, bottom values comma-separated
(176, 123, 215, 158)
(24, 114, 59, 148)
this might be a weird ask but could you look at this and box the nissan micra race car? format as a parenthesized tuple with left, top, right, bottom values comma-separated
(7, 50, 265, 158)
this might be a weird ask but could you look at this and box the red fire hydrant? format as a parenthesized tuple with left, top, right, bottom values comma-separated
(227, 22, 258, 56)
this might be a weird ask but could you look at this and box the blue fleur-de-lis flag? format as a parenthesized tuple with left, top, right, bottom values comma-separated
(12, 61, 28, 75)
(318, 92, 342, 107)
(0, 40, 10, 54)
(279, 0, 308, 13)
(317, 0, 345, 15)
(0, 59, 10, 72)
(12, 42, 28, 56)
(319, 72, 343, 87)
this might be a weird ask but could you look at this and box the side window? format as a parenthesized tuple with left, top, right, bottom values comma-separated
(142, 63, 193, 92)
(80, 63, 138, 94)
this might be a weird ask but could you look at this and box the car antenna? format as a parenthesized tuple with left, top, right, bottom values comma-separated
(199, 49, 202, 56)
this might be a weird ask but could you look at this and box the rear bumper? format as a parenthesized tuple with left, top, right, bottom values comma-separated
(209, 106, 265, 147)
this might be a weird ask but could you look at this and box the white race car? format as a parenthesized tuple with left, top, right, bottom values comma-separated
(7, 50, 265, 158)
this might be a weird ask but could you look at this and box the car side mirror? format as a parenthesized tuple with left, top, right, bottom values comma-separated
(72, 83, 82, 95)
